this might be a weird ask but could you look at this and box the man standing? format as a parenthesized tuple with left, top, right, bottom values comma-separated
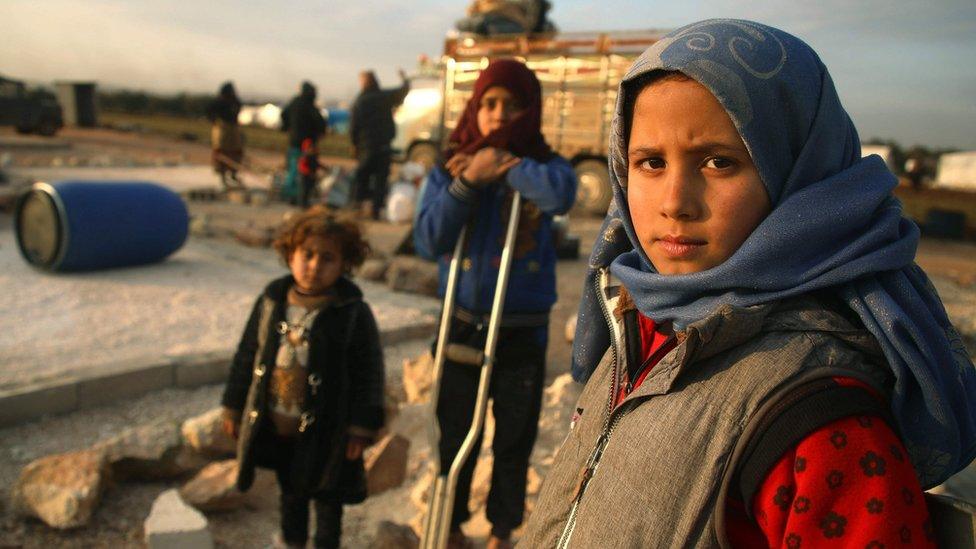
(281, 81, 327, 205)
(349, 69, 410, 219)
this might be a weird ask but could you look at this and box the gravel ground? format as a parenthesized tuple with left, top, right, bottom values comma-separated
(0, 338, 431, 548)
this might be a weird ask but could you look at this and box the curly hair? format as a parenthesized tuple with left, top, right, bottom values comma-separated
(272, 206, 370, 273)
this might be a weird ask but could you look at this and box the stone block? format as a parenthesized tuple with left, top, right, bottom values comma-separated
(96, 420, 207, 481)
(181, 408, 237, 458)
(402, 351, 433, 404)
(144, 489, 213, 549)
(372, 520, 419, 549)
(365, 434, 411, 496)
(11, 449, 108, 529)
(386, 256, 439, 297)
(359, 258, 390, 282)
(179, 460, 276, 512)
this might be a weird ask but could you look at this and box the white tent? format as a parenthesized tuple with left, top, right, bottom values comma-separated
(934, 151, 976, 191)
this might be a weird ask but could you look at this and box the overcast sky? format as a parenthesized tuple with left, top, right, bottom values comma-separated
(2, 0, 974, 149)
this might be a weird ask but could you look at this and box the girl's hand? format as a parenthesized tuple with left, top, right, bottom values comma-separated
(446, 153, 473, 178)
(461, 147, 521, 187)
(346, 435, 370, 460)
(221, 407, 241, 439)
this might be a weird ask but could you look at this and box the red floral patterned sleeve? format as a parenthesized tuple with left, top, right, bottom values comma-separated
(750, 415, 935, 548)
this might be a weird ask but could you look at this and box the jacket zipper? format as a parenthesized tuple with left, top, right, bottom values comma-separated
(556, 269, 620, 548)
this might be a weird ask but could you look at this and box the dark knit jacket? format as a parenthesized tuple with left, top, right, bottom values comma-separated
(349, 80, 409, 152)
(221, 275, 385, 500)
(281, 94, 327, 148)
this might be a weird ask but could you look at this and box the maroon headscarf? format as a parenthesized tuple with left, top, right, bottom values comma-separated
(445, 59, 553, 162)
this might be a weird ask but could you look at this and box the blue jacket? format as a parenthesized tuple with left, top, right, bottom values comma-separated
(414, 156, 577, 314)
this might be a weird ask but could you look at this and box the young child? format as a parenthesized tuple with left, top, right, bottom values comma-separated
(521, 19, 976, 547)
(297, 137, 320, 208)
(414, 59, 577, 549)
(220, 206, 384, 549)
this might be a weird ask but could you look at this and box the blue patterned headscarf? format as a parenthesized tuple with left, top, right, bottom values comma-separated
(572, 19, 976, 487)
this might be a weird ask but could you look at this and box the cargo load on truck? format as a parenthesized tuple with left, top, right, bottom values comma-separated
(393, 29, 670, 215)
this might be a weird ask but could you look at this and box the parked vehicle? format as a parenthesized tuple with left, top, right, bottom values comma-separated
(393, 29, 668, 215)
(0, 75, 63, 136)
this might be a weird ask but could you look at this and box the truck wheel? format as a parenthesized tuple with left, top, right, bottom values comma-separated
(574, 159, 612, 216)
(407, 142, 439, 170)
(36, 119, 58, 137)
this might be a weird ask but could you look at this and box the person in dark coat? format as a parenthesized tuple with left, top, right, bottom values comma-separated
(349, 69, 410, 219)
(220, 207, 384, 549)
(281, 82, 327, 204)
(206, 81, 244, 189)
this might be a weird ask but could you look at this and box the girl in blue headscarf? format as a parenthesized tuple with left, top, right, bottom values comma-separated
(520, 19, 975, 548)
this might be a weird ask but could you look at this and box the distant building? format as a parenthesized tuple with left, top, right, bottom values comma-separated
(934, 151, 976, 191)
(55, 81, 98, 127)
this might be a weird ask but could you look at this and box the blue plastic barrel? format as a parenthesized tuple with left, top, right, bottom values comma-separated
(15, 181, 189, 271)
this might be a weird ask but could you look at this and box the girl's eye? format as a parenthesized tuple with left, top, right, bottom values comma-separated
(704, 157, 735, 170)
(637, 157, 665, 171)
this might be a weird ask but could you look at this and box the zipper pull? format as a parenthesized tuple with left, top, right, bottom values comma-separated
(572, 466, 594, 501)
(298, 412, 315, 433)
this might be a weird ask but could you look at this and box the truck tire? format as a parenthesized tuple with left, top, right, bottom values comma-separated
(574, 159, 613, 216)
(407, 142, 440, 170)
(36, 119, 58, 137)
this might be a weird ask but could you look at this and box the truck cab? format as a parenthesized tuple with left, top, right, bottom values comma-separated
(0, 75, 64, 137)
(393, 29, 668, 215)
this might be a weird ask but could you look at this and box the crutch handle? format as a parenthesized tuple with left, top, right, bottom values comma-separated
(444, 343, 485, 367)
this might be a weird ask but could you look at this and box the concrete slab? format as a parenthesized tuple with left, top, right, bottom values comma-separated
(144, 489, 213, 549)
(76, 362, 175, 409)
(174, 352, 231, 388)
(0, 381, 77, 426)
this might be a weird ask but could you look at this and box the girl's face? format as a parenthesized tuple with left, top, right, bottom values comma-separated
(289, 234, 344, 294)
(477, 86, 524, 136)
(627, 78, 770, 275)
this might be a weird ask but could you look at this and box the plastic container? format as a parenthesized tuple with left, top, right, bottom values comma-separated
(15, 181, 189, 271)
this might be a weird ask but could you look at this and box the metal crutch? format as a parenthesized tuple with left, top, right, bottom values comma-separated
(420, 191, 523, 549)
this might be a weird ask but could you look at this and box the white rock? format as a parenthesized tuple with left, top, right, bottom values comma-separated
(144, 489, 213, 549)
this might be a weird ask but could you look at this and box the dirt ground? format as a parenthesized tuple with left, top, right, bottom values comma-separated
(2, 126, 976, 547)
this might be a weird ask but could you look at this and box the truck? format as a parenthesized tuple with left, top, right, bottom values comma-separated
(393, 29, 668, 215)
(0, 75, 64, 136)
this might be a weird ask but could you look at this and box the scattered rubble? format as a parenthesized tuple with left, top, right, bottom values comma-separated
(402, 351, 434, 404)
(372, 520, 419, 549)
(366, 434, 411, 496)
(11, 449, 109, 529)
(234, 225, 274, 248)
(144, 489, 213, 549)
(181, 408, 237, 458)
(96, 420, 207, 481)
(178, 459, 276, 513)
(360, 258, 391, 282)
(386, 256, 439, 297)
